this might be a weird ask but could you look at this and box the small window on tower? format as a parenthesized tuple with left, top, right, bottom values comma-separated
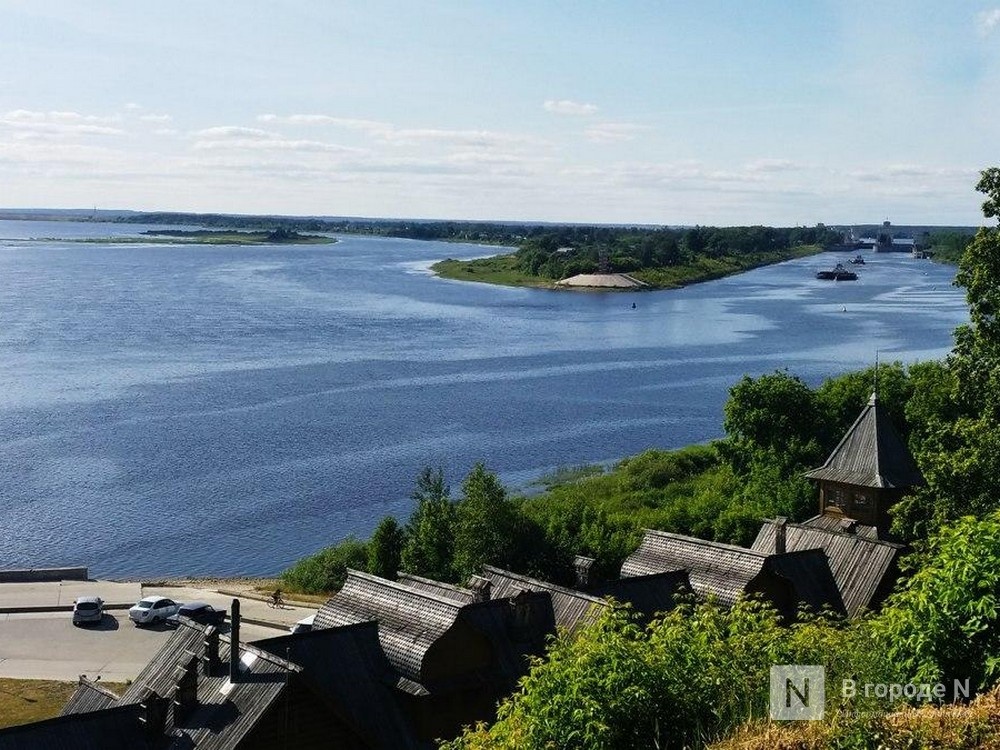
(828, 486, 848, 509)
(854, 492, 870, 508)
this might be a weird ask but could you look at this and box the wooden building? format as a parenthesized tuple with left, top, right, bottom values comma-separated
(620, 529, 845, 619)
(804, 392, 924, 538)
(752, 518, 903, 617)
(313, 569, 552, 743)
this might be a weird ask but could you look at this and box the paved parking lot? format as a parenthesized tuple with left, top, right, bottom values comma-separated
(0, 580, 320, 682)
(0, 611, 282, 682)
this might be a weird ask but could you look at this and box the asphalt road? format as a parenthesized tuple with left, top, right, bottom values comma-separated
(0, 611, 278, 682)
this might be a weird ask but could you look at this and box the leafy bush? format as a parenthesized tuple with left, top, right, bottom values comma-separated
(875, 511, 1000, 692)
(444, 600, 874, 750)
(280, 536, 368, 594)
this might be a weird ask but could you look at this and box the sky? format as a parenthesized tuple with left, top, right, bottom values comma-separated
(1, 1, 998, 226)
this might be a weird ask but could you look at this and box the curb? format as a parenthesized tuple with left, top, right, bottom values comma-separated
(240, 616, 291, 631)
(0, 603, 133, 615)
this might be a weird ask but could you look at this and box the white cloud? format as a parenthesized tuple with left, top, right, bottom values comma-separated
(745, 158, 800, 173)
(583, 122, 648, 143)
(257, 113, 390, 132)
(978, 8, 1000, 34)
(543, 99, 598, 116)
(0, 110, 125, 137)
(193, 126, 277, 140)
(139, 113, 173, 123)
(192, 126, 363, 155)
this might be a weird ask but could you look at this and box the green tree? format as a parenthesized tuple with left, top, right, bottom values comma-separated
(453, 463, 521, 578)
(814, 361, 912, 450)
(720, 370, 821, 475)
(367, 516, 405, 580)
(893, 168, 1000, 538)
(401, 467, 456, 581)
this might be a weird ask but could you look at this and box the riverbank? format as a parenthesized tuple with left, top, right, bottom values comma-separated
(431, 244, 825, 290)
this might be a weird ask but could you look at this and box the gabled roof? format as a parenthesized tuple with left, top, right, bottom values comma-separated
(0, 704, 146, 750)
(753, 518, 903, 617)
(805, 393, 924, 489)
(253, 622, 420, 750)
(396, 572, 478, 604)
(314, 569, 470, 683)
(61, 678, 121, 716)
(801, 513, 880, 540)
(621, 529, 845, 615)
(482, 565, 607, 632)
(621, 530, 770, 606)
(591, 571, 692, 620)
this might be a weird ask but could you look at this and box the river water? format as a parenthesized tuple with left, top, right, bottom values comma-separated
(0, 221, 969, 577)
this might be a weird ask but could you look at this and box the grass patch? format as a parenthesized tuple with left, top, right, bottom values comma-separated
(432, 254, 558, 288)
(0, 678, 129, 729)
(531, 464, 606, 490)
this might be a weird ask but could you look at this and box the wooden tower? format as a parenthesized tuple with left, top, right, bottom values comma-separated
(804, 392, 924, 538)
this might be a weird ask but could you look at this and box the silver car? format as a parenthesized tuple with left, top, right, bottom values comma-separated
(72, 596, 104, 626)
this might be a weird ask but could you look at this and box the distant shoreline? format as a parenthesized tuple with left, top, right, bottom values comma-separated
(14, 229, 338, 246)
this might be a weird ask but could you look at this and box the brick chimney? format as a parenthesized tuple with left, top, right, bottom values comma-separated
(774, 517, 788, 555)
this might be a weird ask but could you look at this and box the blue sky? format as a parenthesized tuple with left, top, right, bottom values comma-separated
(1, 1, 998, 225)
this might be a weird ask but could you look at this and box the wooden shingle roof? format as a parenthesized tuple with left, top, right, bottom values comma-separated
(802, 513, 880, 540)
(61, 678, 121, 716)
(118, 621, 302, 750)
(254, 622, 420, 750)
(481, 565, 607, 632)
(396, 572, 478, 604)
(621, 531, 768, 606)
(753, 518, 903, 616)
(591, 571, 692, 620)
(314, 569, 470, 683)
(0, 704, 146, 750)
(621, 529, 845, 615)
(805, 393, 925, 489)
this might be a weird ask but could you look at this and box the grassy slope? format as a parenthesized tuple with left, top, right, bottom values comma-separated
(0, 678, 129, 729)
(712, 689, 1000, 750)
(431, 245, 824, 291)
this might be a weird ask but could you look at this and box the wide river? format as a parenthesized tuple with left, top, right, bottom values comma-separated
(0, 220, 969, 578)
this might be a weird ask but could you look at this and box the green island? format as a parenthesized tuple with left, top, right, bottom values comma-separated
(278, 170, 1000, 748)
(432, 244, 824, 289)
(431, 224, 837, 290)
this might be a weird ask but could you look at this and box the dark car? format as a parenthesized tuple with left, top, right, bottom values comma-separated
(167, 601, 226, 627)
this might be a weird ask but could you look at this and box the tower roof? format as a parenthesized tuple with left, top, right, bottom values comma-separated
(805, 393, 924, 489)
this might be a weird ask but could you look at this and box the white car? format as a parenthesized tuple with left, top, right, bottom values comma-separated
(290, 614, 315, 634)
(129, 596, 181, 626)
